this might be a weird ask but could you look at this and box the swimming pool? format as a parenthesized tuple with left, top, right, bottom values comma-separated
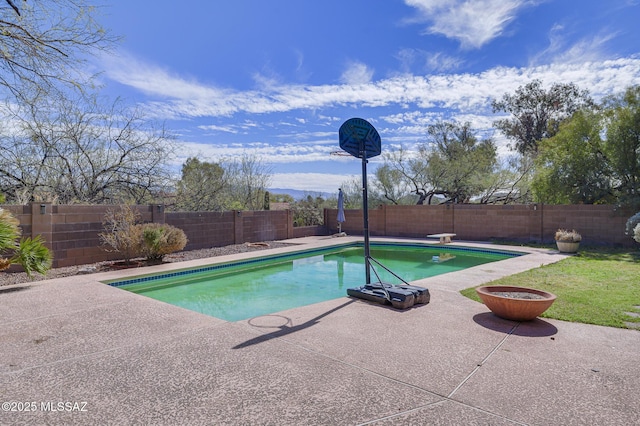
(106, 242, 522, 321)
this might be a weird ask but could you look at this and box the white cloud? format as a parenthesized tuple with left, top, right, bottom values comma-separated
(104, 49, 640, 161)
(340, 61, 375, 85)
(396, 48, 463, 72)
(425, 52, 465, 72)
(176, 140, 339, 165)
(197, 124, 238, 133)
(106, 52, 640, 122)
(530, 25, 618, 66)
(270, 173, 355, 193)
(404, 0, 528, 49)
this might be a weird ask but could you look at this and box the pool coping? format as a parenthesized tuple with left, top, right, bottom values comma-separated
(2, 236, 639, 425)
(93, 236, 534, 287)
(104, 238, 524, 289)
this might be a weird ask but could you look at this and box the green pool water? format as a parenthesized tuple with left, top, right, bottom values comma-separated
(109, 243, 520, 321)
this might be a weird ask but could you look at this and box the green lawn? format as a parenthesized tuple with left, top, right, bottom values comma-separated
(460, 247, 640, 329)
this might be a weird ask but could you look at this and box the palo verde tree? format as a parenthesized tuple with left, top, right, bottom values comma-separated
(290, 194, 326, 226)
(373, 157, 417, 205)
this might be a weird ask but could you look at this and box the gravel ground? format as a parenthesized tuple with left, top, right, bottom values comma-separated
(0, 241, 295, 287)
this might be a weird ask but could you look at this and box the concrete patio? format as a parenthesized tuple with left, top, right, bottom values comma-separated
(1, 237, 639, 425)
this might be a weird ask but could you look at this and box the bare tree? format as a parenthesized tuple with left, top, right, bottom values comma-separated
(0, 90, 176, 204)
(223, 153, 273, 210)
(0, 0, 116, 100)
(4, 0, 20, 16)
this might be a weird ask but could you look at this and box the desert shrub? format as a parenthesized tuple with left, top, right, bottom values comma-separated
(554, 229, 582, 243)
(136, 223, 187, 261)
(99, 205, 143, 264)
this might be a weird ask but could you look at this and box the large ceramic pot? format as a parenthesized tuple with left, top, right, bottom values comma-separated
(556, 241, 580, 253)
(476, 285, 557, 321)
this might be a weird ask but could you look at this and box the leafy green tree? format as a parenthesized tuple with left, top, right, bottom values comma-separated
(532, 110, 612, 204)
(601, 86, 640, 208)
(425, 122, 497, 203)
(0, 207, 52, 276)
(175, 158, 227, 211)
(373, 162, 415, 205)
(270, 193, 294, 203)
(378, 145, 436, 205)
(492, 80, 594, 155)
(291, 194, 326, 226)
(476, 156, 534, 204)
(174, 154, 273, 212)
(532, 85, 640, 207)
(378, 122, 498, 204)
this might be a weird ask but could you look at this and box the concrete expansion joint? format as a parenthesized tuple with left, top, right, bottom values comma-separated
(447, 323, 520, 398)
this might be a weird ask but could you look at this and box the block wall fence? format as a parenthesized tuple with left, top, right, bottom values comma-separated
(325, 204, 635, 248)
(1, 204, 313, 268)
(1, 203, 635, 269)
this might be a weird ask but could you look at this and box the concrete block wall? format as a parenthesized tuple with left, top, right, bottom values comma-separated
(382, 204, 453, 237)
(542, 204, 631, 246)
(2, 202, 635, 269)
(453, 204, 538, 241)
(239, 210, 289, 243)
(50, 204, 153, 268)
(326, 204, 635, 247)
(166, 210, 236, 251)
(3, 204, 301, 268)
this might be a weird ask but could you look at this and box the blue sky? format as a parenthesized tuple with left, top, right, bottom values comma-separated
(96, 0, 640, 194)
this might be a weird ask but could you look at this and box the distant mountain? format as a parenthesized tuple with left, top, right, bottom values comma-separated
(268, 188, 333, 200)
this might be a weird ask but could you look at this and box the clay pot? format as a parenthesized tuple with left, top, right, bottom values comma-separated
(556, 241, 580, 253)
(476, 285, 557, 321)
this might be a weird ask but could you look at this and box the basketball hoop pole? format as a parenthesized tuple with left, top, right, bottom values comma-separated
(360, 143, 372, 285)
(338, 117, 381, 286)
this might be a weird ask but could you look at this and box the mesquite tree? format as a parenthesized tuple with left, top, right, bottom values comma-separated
(0, 91, 176, 204)
(492, 79, 594, 156)
(0, 0, 115, 101)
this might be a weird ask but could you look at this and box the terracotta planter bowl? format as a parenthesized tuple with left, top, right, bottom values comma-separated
(476, 285, 557, 321)
(556, 241, 580, 253)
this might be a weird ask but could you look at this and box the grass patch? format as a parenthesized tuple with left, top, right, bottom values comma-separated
(460, 247, 640, 329)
